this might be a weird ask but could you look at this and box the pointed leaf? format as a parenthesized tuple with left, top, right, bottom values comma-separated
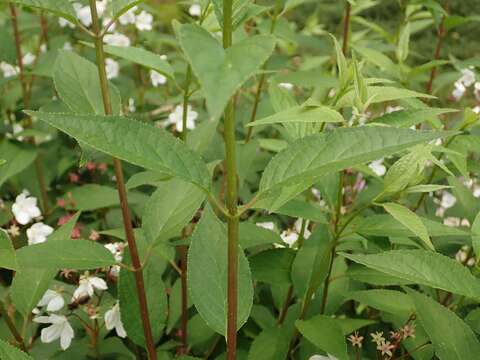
(408, 289, 480, 359)
(371, 108, 457, 128)
(10, 0, 77, 22)
(177, 23, 276, 120)
(27, 112, 211, 191)
(0, 229, 17, 271)
(382, 203, 434, 250)
(247, 327, 290, 360)
(257, 127, 452, 210)
(0, 339, 32, 360)
(0, 141, 36, 188)
(341, 250, 480, 300)
(187, 206, 253, 335)
(47, 211, 81, 242)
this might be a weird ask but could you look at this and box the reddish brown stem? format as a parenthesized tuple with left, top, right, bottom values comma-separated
(0, 303, 27, 352)
(88, 1, 157, 359)
(342, 1, 352, 55)
(179, 244, 188, 353)
(277, 285, 293, 325)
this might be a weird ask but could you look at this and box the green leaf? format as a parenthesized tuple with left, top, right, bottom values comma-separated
(351, 214, 468, 238)
(16, 240, 116, 270)
(273, 199, 328, 224)
(336, 86, 434, 108)
(329, 34, 349, 89)
(110, 0, 143, 18)
(238, 223, 282, 249)
(11, 268, 57, 317)
(125, 170, 171, 190)
(257, 127, 451, 210)
(343, 289, 414, 315)
(68, 184, 147, 211)
(396, 22, 411, 63)
(0, 229, 17, 271)
(472, 212, 480, 261)
(53, 51, 122, 115)
(10, 0, 77, 22)
(143, 178, 205, 244)
(382, 203, 434, 250)
(371, 108, 457, 128)
(247, 105, 344, 127)
(341, 250, 480, 300)
(296, 315, 348, 360)
(83, 43, 174, 80)
(408, 289, 480, 359)
(119, 247, 167, 347)
(176, 23, 276, 120)
(247, 327, 290, 360)
(27, 112, 212, 191)
(187, 206, 253, 335)
(291, 225, 332, 299)
(0, 339, 32, 360)
(249, 249, 295, 284)
(0, 141, 37, 188)
(47, 211, 81, 242)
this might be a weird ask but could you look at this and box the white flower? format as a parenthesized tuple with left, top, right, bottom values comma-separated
(58, 17, 75, 28)
(458, 68, 476, 87)
(104, 302, 127, 338)
(128, 98, 136, 113)
(12, 190, 41, 225)
(150, 70, 167, 87)
(474, 82, 480, 101)
(37, 290, 65, 312)
(368, 158, 386, 176)
(166, 105, 198, 131)
(72, 273, 108, 300)
(105, 58, 119, 79)
(473, 105, 480, 114)
(452, 81, 466, 101)
(280, 229, 298, 247)
(294, 218, 311, 239)
(188, 3, 202, 17)
(278, 82, 294, 90)
(385, 105, 404, 114)
(440, 192, 456, 209)
(160, 54, 167, 60)
(96, 0, 108, 18)
(118, 6, 137, 25)
(63, 42, 73, 51)
(6, 123, 24, 140)
(110, 265, 120, 277)
(104, 242, 124, 262)
(256, 222, 274, 231)
(104, 33, 131, 47)
(309, 355, 338, 360)
(27, 222, 54, 245)
(23, 52, 35, 66)
(74, 3, 92, 27)
(34, 314, 74, 350)
(135, 10, 153, 31)
(0, 62, 19, 78)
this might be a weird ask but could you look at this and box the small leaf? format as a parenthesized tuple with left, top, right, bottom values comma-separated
(382, 203, 434, 250)
(341, 250, 480, 300)
(27, 112, 212, 191)
(110, 0, 143, 18)
(0, 339, 33, 360)
(247, 327, 290, 360)
(16, 239, 116, 270)
(10, 0, 77, 22)
(296, 315, 348, 360)
(53, 51, 122, 115)
(187, 206, 253, 335)
(176, 23, 276, 120)
(396, 22, 411, 63)
(143, 178, 205, 244)
(0, 229, 17, 271)
(408, 289, 480, 359)
(0, 141, 37, 188)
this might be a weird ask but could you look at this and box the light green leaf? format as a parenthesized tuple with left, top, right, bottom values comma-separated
(47, 211, 81, 242)
(247, 105, 344, 127)
(405, 184, 452, 193)
(257, 127, 451, 210)
(341, 250, 480, 300)
(371, 108, 457, 128)
(0, 339, 32, 360)
(343, 289, 414, 315)
(176, 23, 276, 120)
(247, 327, 290, 360)
(336, 86, 434, 108)
(187, 206, 253, 335)
(0, 141, 37, 188)
(125, 170, 171, 190)
(396, 22, 411, 63)
(273, 199, 328, 224)
(296, 315, 348, 360)
(329, 34, 349, 88)
(53, 51, 121, 115)
(238, 223, 282, 249)
(0, 229, 17, 271)
(250, 249, 295, 284)
(291, 225, 332, 299)
(10, 0, 77, 22)
(119, 246, 167, 347)
(472, 212, 480, 261)
(27, 112, 212, 191)
(110, 0, 143, 18)
(143, 178, 205, 244)
(382, 203, 434, 250)
(16, 240, 116, 270)
(11, 268, 57, 317)
(83, 43, 174, 80)
(408, 289, 480, 359)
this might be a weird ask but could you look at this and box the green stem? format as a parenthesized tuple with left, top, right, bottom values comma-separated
(222, 1, 239, 358)
(87, 2, 157, 359)
(0, 302, 27, 352)
(342, 1, 352, 55)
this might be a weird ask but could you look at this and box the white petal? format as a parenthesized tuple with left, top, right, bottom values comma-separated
(60, 321, 74, 350)
(89, 277, 108, 291)
(41, 324, 62, 343)
(47, 295, 65, 312)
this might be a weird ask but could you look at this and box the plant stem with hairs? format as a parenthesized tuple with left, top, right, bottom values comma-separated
(222, 1, 239, 358)
(87, 1, 157, 359)
(9, 2, 50, 215)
